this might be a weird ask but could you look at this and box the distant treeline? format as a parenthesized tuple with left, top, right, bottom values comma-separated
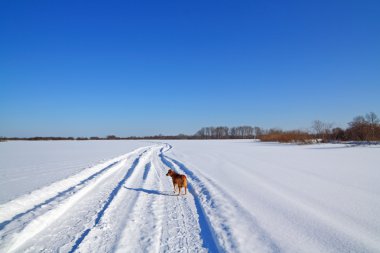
(194, 112, 380, 143)
(0, 135, 186, 141)
(1, 112, 379, 143)
(0, 135, 199, 141)
(194, 126, 259, 139)
(259, 112, 380, 143)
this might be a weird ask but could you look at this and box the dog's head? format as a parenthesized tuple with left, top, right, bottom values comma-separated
(166, 169, 174, 176)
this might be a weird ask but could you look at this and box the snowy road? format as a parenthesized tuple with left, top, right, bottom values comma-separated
(0, 144, 222, 252)
(1, 141, 379, 253)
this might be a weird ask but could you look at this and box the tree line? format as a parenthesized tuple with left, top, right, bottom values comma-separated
(194, 126, 261, 139)
(192, 112, 380, 142)
(1, 112, 379, 143)
(260, 112, 380, 143)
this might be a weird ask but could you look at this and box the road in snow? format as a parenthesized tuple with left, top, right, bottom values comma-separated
(0, 140, 379, 252)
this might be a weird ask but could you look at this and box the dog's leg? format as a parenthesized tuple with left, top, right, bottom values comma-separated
(185, 187, 187, 195)
(178, 186, 181, 195)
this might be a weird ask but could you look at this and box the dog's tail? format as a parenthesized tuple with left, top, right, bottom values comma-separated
(182, 175, 187, 188)
(182, 175, 188, 195)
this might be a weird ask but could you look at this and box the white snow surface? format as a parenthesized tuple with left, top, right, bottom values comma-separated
(0, 140, 379, 253)
(0, 140, 149, 203)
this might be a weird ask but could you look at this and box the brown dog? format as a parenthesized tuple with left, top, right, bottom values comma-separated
(166, 169, 187, 195)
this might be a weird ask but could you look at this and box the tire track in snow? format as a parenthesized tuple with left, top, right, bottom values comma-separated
(112, 147, 164, 252)
(142, 162, 151, 181)
(77, 144, 207, 253)
(1, 147, 151, 253)
(0, 161, 119, 232)
(155, 147, 206, 253)
(159, 146, 221, 253)
(0, 146, 149, 230)
(2, 142, 280, 253)
(76, 145, 164, 252)
(113, 145, 207, 253)
(162, 145, 281, 253)
(68, 148, 150, 253)
(76, 145, 205, 252)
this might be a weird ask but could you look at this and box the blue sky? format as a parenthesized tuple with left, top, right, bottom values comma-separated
(1, 0, 379, 137)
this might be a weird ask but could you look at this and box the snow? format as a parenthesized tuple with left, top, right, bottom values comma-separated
(0, 140, 379, 252)
(165, 140, 380, 253)
(0, 140, 149, 203)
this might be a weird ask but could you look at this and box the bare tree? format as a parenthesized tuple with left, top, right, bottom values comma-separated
(253, 126, 262, 138)
(312, 120, 333, 142)
(229, 127, 237, 137)
(241, 126, 254, 137)
(365, 112, 380, 141)
(195, 127, 207, 137)
(365, 112, 379, 125)
(348, 115, 368, 141)
(331, 127, 345, 141)
(214, 126, 229, 138)
(312, 120, 323, 138)
(208, 127, 215, 137)
(350, 116, 366, 126)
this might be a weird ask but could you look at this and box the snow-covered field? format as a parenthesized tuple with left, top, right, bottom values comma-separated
(0, 140, 379, 253)
(0, 141, 150, 203)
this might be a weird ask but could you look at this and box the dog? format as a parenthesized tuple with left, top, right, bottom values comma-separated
(166, 169, 187, 195)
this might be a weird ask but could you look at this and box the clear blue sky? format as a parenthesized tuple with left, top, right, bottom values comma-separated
(1, 0, 379, 137)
